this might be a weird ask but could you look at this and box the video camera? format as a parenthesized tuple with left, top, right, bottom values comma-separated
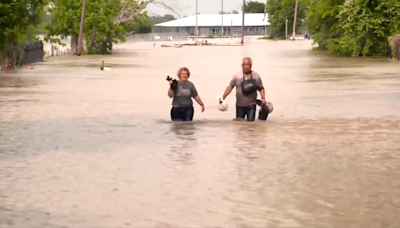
(166, 75, 178, 92)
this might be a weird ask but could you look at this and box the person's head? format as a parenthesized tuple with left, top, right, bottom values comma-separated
(242, 57, 252, 74)
(177, 67, 190, 82)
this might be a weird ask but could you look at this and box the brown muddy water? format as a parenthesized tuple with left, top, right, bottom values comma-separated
(1, 40, 400, 228)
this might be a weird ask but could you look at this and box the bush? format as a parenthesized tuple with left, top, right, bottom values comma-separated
(258, 36, 270, 40)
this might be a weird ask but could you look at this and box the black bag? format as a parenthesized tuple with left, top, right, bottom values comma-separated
(256, 100, 270, 121)
(240, 73, 258, 96)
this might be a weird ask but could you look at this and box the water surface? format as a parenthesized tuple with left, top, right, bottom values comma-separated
(1, 40, 400, 228)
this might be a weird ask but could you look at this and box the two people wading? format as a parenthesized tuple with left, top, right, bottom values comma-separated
(167, 58, 272, 122)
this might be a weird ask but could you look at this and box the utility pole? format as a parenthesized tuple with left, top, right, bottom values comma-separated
(292, 0, 299, 41)
(241, 0, 245, 44)
(285, 18, 288, 40)
(77, 0, 88, 55)
(264, 0, 268, 36)
(195, 0, 198, 40)
(220, 0, 224, 38)
(231, 20, 233, 38)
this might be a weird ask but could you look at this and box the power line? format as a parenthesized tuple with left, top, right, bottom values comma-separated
(152, 1, 183, 17)
(225, 3, 242, 13)
(147, 10, 163, 17)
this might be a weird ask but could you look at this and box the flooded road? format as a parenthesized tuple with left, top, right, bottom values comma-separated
(1, 40, 400, 228)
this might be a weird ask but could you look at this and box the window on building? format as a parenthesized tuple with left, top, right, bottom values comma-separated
(211, 28, 220, 36)
(232, 27, 241, 35)
(224, 28, 230, 35)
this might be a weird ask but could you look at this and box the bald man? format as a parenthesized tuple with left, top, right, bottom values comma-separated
(221, 57, 266, 121)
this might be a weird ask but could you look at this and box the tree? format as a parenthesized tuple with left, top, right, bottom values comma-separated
(305, 0, 400, 57)
(149, 14, 175, 25)
(331, 0, 400, 57)
(44, 0, 82, 54)
(267, 0, 307, 39)
(245, 1, 266, 13)
(122, 13, 153, 34)
(304, 0, 345, 50)
(38, 14, 52, 34)
(0, 0, 47, 66)
(44, 0, 157, 55)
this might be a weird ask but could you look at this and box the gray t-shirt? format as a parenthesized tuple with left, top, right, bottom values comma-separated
(172, 81, 198, 107)
(229, 71, 264, 107)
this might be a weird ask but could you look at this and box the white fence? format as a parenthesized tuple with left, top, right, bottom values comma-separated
(38, 33, 190, 58)
(125, 32, 189, 42)
(44, 44, 71, 58)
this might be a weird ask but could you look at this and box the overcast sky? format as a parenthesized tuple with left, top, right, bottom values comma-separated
(146, 0, 265, 17)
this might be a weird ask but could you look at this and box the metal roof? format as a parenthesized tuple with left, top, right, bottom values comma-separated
(154, 13, 269, 27)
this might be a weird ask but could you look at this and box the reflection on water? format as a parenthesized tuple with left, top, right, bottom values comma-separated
(168, 123, 198, 165)
(1, 40, 400, 228)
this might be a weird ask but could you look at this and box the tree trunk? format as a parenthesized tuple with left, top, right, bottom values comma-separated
(389, 36, 400, 61)
(4, 36, 17, 69)
(83, 39, 87, 52)
(70, 35, 79, 55)
(89, 31, 97, 48)
(395, 37, 400, 61)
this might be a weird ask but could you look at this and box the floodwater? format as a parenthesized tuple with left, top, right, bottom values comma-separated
(1, 40, 400, 228)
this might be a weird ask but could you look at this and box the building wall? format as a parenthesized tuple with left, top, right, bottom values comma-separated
(155, 26, 269, 37)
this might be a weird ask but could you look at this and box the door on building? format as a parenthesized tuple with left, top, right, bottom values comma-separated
(211, 28, 220, 36)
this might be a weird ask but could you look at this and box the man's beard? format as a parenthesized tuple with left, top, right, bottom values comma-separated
(243, 69, 251, 74)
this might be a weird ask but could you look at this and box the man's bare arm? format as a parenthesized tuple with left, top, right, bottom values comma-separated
(259, 88, 265, 99)
(256, 75, 265, 100)
(222, 85, 234, 100)
(222, 76, 237, 100)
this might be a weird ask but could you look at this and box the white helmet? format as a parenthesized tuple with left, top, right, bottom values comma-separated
(216, 96, 228, 111)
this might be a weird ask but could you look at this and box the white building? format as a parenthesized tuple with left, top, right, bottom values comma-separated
(154, 13, 270, 37)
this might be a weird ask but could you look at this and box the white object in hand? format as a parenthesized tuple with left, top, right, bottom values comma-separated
(216, 96, 228, 111)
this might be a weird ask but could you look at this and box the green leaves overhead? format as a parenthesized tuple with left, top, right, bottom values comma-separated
(0, 0, 47, 57)
(44, 0, 153, 54)
(305, 0, 400, 57)
(245, 1, 266, 13)
(44, 0, 81, 39)
(267, 0, 307, 39)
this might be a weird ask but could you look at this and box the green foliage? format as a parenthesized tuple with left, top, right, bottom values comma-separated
(0, 0, 46, 59)
(149, 14, 175, 26)
(267, 0, 307, 39)
(123, 13, 153, 34)
(206, 34, 214, 38)
(44, 0, 82, 44)
(84, 0, 127, 54)
(305, 0, 400, 57)
(245, 1, 266, 13)
(37, 14, 51, 34)
(304, 0, 344, 49)
(44, 0, 154, 54)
